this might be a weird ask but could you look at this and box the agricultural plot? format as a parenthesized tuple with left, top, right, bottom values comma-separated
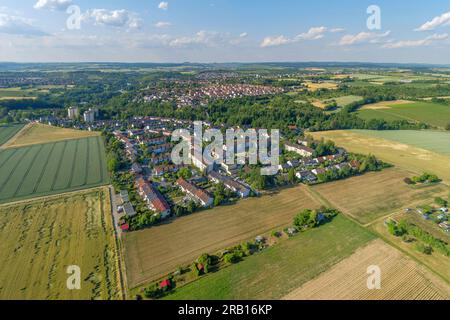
(123, 186, 321, 288)
(0, 136, 109, 204)
(357, 101, 450, 128)
(284, 240, 450, 300)
(312, 168, 449, 225)
(163, 215, 375, 300)
(311, 130, 450, 183)
(3, 123, 99, 148)
(0, 124, 24, 146)
(0, 188, 122, 300)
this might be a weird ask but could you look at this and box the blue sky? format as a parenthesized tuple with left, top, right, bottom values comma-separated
(1, 0, 450, 63)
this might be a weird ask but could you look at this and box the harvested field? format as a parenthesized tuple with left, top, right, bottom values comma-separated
(284, 240, 450, 300)
(312, 168, 449, 225)
(311, 130, 450, 183)
(0, 188, 122, 300)
(163, 215, 375, 300)
(0, 124, 24, 146)
(0, 136, 109, 204)
(3, 123, 99, 148)
(123, 185, 321, 288)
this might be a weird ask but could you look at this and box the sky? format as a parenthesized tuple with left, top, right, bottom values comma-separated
(1, 0, 450, 63)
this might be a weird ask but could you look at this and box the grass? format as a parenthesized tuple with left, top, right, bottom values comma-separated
(311, 130, 450, 184)
(0, 124, 25, 146)
(284, 239, 449, 300)
(312, 168, 449, 225)
(0, 188, 122, 300)
(0, 136, 109, 204)
(357, 101, 450, 128)
(353, 130, 450, 157)
(3, 123, 99, 148)
(123, 185, 321, 288)
(163, 215, 375, 300)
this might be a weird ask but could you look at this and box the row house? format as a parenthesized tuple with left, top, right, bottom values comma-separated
(176, 178, 214, 207)
(136, 177, 171, 219)
(208, 171, 251, 198)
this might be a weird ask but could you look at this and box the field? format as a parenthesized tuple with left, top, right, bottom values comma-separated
(123, 185, 321, 288)
(352, 130, 450, 157)
(0, 124, 25, 146)
(0, 188, 122, 300)
(312, 168, 449, 225)
(0, 136, 109, 204)
(311, 130, 450, 183)
(312, 95, 363, 109)
(3, 123, 99, 148)
(304, 81, 338, 92)
(284, 240, 450, 300)
(163, 215, 375, 300)
(357, 101, 450, 128)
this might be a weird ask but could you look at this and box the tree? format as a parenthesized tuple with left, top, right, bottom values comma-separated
(178, 167, 192, 180)
(435, 197, 448, 208)
(446, 123, 450, 131)
(288, 168, 296, 184)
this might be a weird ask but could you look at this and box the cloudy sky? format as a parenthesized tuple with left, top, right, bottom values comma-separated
(1, 0, 450, 63)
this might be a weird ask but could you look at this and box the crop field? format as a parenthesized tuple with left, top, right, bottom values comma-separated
(352, 130, 450, 157)
(163, 215, 375, 300)
(3, 123, 99, 148)
(304, 81, 338, 92)
(357, 101, 450, 128)
(0, 188, 122, 300)
(0, 124, 24, 146)
(311, 130, 450, 183)
(123, 185, 321, 288)
(312, 168, 449, 225)
(0, 136, 109, 204)
(284, 240, 450, 300)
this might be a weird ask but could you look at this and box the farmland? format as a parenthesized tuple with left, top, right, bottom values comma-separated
(0, 136, 109, 204)
(0, 124, 24, 146)
(312, 168, 449, 225)
(3, 123, 99, 148)
(284, 240, 450, 300)
(0, 188, 122, 300)
(357, 101, 450, 128)
(163, 215, 375, 300)
(123, 185, 321, 288)
(311, 130, 450, 183)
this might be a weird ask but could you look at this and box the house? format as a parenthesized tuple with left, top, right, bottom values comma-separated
(136, 177, 171, 219)
(176, 178, 214, 207)
(153, 164, 179, 177)
(296, 170, 317, 183)
(284, 141, 314, 157)
(221, 162, 240, 175)
(119, 190, 129, 203)
(123, 202, 136, 218)
(120, 224, 130, 232)
(131, 163, 142, 175)
(312, 168, 326, 176)
(440, 208, 449, 213)
(439, 221, 450, 232)
(350, 160, 361, 170)
(160, 279, 171, 289)
(208, 171, 251, 198)
(278, 163, 291, 172)
(287, 159, 300, 168)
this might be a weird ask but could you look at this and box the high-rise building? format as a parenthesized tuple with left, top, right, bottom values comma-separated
(67, 106, 79, 120)
(83, 109, 95, 123)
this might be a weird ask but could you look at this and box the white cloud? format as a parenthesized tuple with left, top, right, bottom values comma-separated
(34, 0, 72, 11)
(155, 21, 171, 28)
(158, 2, 169, 10)
(383, 33, 448, 49)
(339, 31, 391, 45)
(330, 28, 345, 33)
(83, 9, 142, 29)
(297, 26, 327, 40)
(239, 32, 248, 38)
(260, 35, 292, 47)
(416, 12, 450, 31)
(0, 13, 48, 36)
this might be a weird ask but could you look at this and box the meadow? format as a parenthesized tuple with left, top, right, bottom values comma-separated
(0, 124, 25, 146)
(312, 168, 449, 225)
(3, 123, 99, 148)
(284, 239, 450, 300)
(357, 101, 450, 128)
(163, 215, 375, 300)
(0, 188, 122, 300)
(0, 136, 109, 204)
(123, 185, 321, 288)
(311, 130, 450, 183)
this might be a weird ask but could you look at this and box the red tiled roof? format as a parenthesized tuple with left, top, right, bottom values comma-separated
(160, 279, 171, 288)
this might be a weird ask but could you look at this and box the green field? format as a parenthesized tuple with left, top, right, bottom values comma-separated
(0, 124, 24, 146)
(357, 101, 450, 128)
(354, 130, 450, 157)
(0, 136, 109, 203)
(164, 215, 375, 300)
(326, 95, 363, 107)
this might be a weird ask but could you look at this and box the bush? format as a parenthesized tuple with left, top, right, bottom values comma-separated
(415, 243, 433, 255)
(404, 177, 415, 185)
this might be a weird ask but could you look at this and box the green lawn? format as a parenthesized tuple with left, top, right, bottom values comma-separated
(163, 215, 375, 300)
(0, 136, 109, 203)
(353, 130, 450, 157)
(0, 124, 24, 146)
(325, 95, 363, 107)
(357, 101, 450, 128)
